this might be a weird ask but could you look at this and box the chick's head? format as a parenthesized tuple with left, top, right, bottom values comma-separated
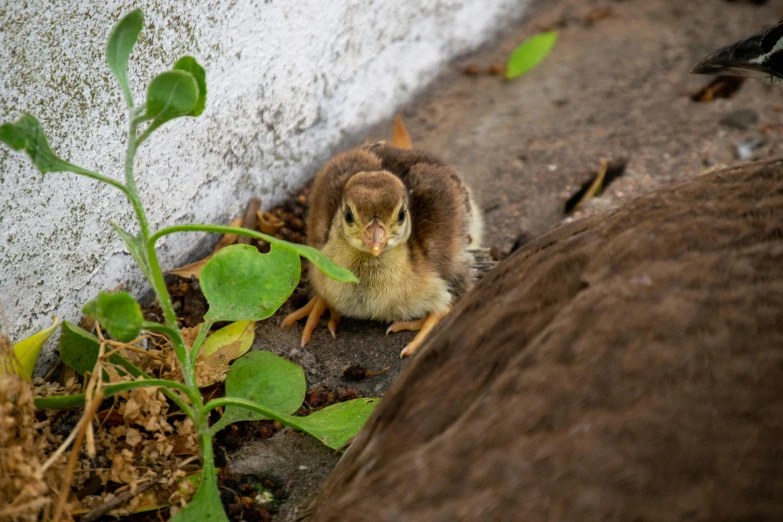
(340, 171, 411, 256)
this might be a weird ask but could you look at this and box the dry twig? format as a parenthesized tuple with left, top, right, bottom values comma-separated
(237, 198, 262, 245)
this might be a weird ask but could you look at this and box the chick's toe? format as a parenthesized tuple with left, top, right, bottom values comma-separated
(397, 307, 451, 358)
(386, 318, 425, 335)
(281, 295, 338, 347)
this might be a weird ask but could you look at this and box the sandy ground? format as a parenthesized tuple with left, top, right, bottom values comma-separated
(225, 0, 783, 518)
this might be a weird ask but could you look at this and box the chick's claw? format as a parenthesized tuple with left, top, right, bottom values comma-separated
(394, 307, 451, 358)
(281, 295, 338, 347)
(328, 310, 341, 339)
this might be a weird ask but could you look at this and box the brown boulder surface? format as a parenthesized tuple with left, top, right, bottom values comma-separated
(302, 159, 783, 521)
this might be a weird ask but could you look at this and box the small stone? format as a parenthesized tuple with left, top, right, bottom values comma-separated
(464, 64, 482, 76)
(735, 138, 764, 160)
(488, 63, 506, 76)
(720, 109, 759, 130)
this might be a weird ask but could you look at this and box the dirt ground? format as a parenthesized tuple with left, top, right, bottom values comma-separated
(223, 0, 783, 519)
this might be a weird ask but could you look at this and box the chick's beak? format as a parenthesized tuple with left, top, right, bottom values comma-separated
(363, 221, 387, 256)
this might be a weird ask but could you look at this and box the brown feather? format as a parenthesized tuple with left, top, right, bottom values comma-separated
(343, 171, 407, 225)
(306, 149, 382, 249)
(300, 158, 783, 522)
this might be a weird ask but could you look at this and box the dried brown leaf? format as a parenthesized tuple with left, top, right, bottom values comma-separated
(391, 113, 413, 150)
(585, 6, 612, 25)
(125, 428, 143, 447)
(237, 198, 262, 245)
(195, 321, 255, 387)
(570, 159, 609, 212)
(257, 210, 285, 235)
(0, 353, 50, 521)
(691, 76, 746, 102)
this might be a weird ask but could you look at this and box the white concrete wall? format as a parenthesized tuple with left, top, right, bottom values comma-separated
(0, 0, 529, 369)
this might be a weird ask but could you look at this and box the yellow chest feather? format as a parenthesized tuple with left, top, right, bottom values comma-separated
(310, 239, 451, 322)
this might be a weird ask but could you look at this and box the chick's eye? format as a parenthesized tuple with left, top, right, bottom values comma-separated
(344, 208, 354, 225)
(398, 207, 406, 223)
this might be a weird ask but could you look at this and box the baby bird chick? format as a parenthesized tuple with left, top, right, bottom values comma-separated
(282, 143, 482, 357)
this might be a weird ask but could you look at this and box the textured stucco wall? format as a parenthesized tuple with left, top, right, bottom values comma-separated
(0, 0, 529, 369)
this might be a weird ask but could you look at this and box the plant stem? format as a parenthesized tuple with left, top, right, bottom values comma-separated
(135, 122, 159, 147)
(198, 432, 215, 478)
(123, 110, 201, 406)
(201, 397, 293, 426)
(189, 320, 214, 363)
(34, 378, 197, 417)
(150, 224, 280, 248)
(124, 118, 140, 195)
(67, 165, 130, 196)
(141, 321, 179, 338)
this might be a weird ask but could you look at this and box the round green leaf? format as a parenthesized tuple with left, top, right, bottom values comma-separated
(210, 350, 306, 435)
(59, 320, 143, 377)
(505, 31, 558, 80)
(201, 244, 300, 322)
(58, 320, 102, 375)
(173, 56, 207, 116)
(82, 291, 143, 342)
(144, 70, 199, 124)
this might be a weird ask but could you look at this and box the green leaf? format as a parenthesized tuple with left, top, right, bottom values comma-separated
(0, 113, 87, 174)
(283, 399, 378, 450)
(198, 321, 256, 388)
(82, 291, 143, 342)
(2, 316, 59, 381)
(209, 350, 306, 435)
(202, 321, 255, 358)
(173, 56, 207, 116)
(289, 242, 359, 284)
(201, 244, 300, 322)
(170, 464, 228, 522)
(505, 31, 558, 80)
(59, 320, 143, 377)
(106, 8, 144, 106)
(58, 321, 101, 374)
(142, 70, 199, 133)
(111, 222, 152, 281)
(151, 225, 359, 283)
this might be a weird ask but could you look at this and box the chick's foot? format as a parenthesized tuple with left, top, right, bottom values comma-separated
(281, 295, 339, 347)
(385, 318, 425, 335)
(390, 307, 451, 358)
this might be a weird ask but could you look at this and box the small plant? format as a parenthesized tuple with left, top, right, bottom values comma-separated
(1, 9, 374, 521)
